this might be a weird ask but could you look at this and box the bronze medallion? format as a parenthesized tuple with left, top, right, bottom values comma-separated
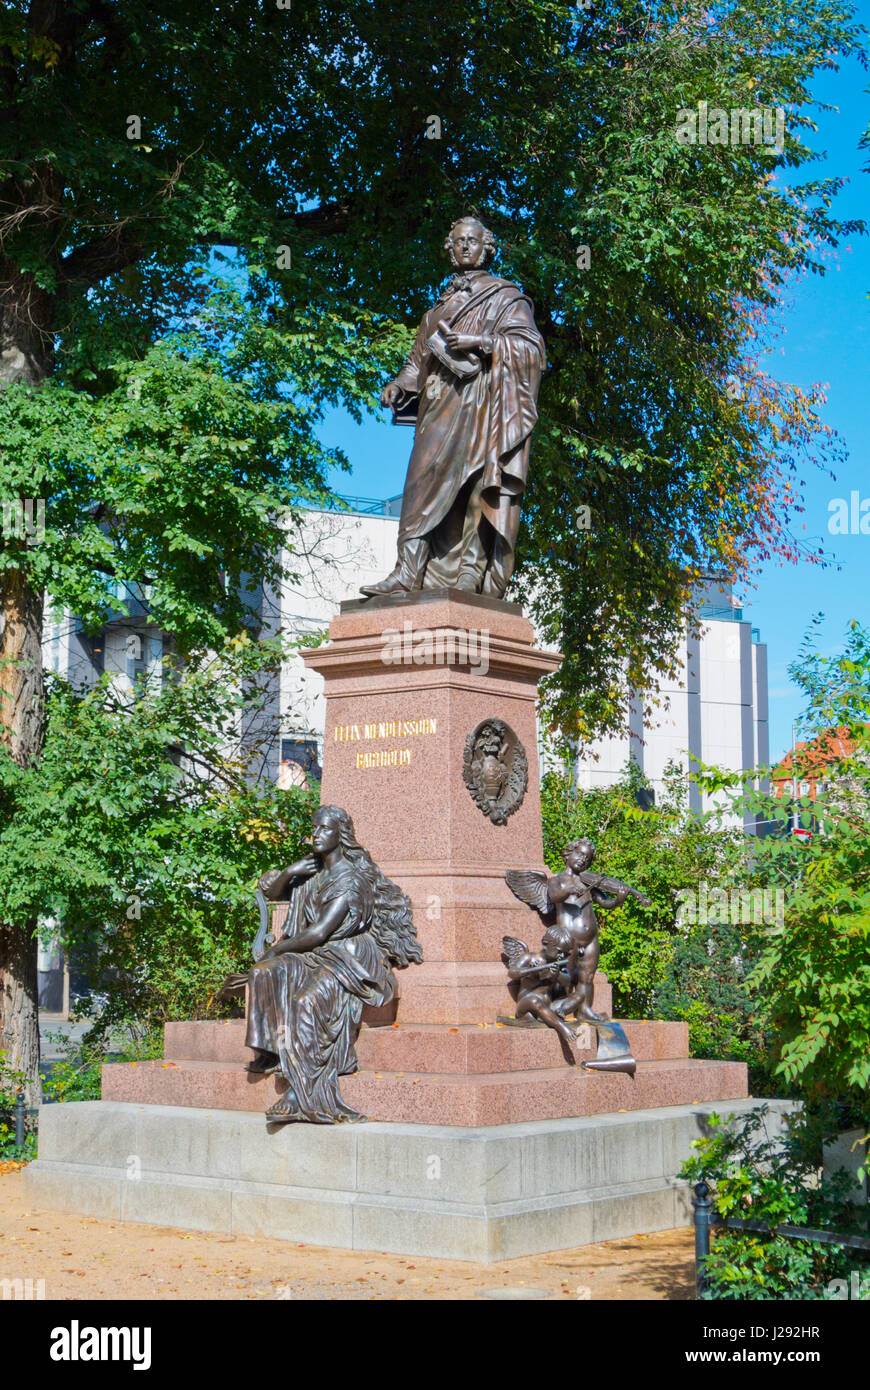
(462, 717, 528, 824)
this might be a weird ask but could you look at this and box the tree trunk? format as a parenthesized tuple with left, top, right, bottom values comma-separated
(0, 567, 45, 763)
(0, 570, 45, 1109)
(0, 268, 53, 1109)
(0, 920, 41, 1111)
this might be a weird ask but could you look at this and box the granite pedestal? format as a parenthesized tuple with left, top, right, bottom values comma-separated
(300, 590, 561, 1025)
(100, 1016, 749, 1127)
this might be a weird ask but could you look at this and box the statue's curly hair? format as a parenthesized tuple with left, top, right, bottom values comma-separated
(444, 216, 496, 268)
(320, 806, 422, 968)
(563, 838, 595, 865)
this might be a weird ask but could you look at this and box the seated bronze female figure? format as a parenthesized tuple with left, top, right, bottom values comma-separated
(244, 805, 421, 1124)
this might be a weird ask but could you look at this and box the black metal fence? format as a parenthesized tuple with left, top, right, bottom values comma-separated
(692, 1180, 870, 1297)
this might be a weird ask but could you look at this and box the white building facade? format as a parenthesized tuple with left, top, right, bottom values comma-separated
(574, 577, 769, 826)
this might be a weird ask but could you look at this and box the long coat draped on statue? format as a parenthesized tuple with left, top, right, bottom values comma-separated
(393, 270, 545, 595)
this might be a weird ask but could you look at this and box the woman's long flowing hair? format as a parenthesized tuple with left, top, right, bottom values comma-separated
(324, 806, 422, 968)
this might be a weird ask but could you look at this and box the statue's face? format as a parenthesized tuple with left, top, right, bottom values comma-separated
(564, 843, 594, 871)
(450, 220, 487, 269)
(312, 810, 341, 855)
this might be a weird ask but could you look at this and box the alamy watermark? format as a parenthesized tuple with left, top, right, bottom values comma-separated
(676, 881, 784, 930)
(50, 1323, 151, 1370)
(1, 1277, 46, 1300)
(381, 622, 489, 676)
(1, 498, 45, 544)
(825, 1271, 870, 1300)
(675, 101, 785, 155)
(828, 492, 870, 536)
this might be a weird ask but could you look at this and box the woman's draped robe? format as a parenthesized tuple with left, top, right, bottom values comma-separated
(245, 860, 396, 1122)
(393, 271, 545, 597)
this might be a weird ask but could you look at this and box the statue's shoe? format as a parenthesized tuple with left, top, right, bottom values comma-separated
(455, 569, 485, 591)
(359, 569, 411, 598)
(266, 1100, 301, 1123)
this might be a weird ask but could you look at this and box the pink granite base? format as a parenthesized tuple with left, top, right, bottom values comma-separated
(162, 1016, 685, 1072)
(100, 1013, 747, 1127)
(101, 1055, 747, 1127)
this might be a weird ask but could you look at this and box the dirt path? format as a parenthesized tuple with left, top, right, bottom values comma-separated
(1, 1167, 694, 1300)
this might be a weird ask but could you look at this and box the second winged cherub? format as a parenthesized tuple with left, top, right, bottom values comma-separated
(503, 839, 650, 1032)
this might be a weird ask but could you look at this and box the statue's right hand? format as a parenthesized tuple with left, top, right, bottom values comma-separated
(297, 853, 318, 876)
(380, 382, 401, 408)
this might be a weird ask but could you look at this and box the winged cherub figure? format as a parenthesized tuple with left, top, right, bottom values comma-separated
(504, 839, 651, 1026)
(500, 930, 578, 1045)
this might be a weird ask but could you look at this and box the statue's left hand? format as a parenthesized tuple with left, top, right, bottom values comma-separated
(443, 330, 493, 355)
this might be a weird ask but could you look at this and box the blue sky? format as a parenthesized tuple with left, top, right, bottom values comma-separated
(319, 56, 869, 763)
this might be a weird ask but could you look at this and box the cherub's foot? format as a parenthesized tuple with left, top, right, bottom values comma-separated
(578, 1006, 609, 1024)
(246, 1049, 280, 1073)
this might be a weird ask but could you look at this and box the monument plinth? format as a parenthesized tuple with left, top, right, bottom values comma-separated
(301, 590, 569, 1025)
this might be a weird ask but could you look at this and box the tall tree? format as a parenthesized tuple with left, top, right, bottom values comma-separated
(0, 0, 863, 1092)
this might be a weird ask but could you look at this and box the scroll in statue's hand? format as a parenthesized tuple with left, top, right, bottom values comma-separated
(380, 382, 402, 408)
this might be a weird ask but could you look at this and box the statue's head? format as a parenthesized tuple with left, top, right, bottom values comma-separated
(312, 804, 357, 857)
(563, 839, 595, 871)
(541, 927, 566, 961)
(444, 216, 496, 270)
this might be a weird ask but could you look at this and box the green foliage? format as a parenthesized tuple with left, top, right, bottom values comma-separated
(655, 918, 780, 1095)
(42, 1031, 164, 1105)
(0, 636, 318, 1034)
(682, 1107, 870, 1300)
(540, 758, 740, 1017)
(0, 0, 863, 734)
(694, 621, 870, 1112)
(0, 283, 390, 649)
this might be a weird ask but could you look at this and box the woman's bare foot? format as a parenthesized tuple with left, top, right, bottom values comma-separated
(265, 1098, 300, 1123)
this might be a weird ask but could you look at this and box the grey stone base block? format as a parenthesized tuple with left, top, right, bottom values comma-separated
(24, 1098, 797, 1263)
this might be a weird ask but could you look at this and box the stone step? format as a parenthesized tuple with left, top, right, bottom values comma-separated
(102, 1055, 746, 1127)
(24, 1098, 796, 1261)
(163, 1017, 689, 1071)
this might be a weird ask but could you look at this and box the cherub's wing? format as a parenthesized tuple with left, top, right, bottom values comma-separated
(505, 868, 551, 915)
(578, 870, 652, 908)
(501, 935, 530, 967)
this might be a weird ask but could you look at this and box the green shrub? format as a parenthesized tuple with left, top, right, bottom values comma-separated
(682, 1106, 870, 1300)
(43, 1029, 164, 1105)
(653, 917, 783, 1095)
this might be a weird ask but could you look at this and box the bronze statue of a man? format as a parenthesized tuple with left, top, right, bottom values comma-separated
(360, 216, 545, 601)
